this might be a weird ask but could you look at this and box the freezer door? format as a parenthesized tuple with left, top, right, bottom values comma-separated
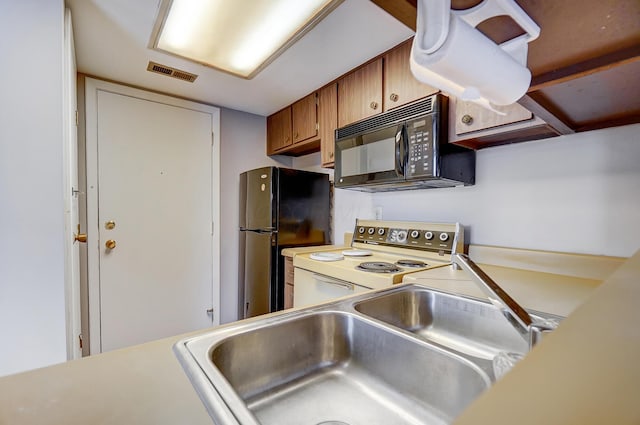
(243, 230, 276, 318)
(245, 167, 276, 230)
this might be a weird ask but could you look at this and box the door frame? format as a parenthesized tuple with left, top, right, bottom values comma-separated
(84, 77, 221, 354)
(63, 8, 82, 360)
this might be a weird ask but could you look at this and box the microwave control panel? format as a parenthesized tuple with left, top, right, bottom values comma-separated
(405, 115, 436, 179)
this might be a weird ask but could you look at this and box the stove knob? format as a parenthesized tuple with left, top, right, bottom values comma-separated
(397, 230, 408, 242)
(439, 233, 449, 242)
(378, 228, 386, 235)
(410, 230, 420, 239)
(358, 227, 365, 234)
(368, 227, 375, 235)
(424, 231, 434, 240)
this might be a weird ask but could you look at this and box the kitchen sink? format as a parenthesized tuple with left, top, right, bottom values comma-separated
(176, 310, 490, 425)
(354, 286, 561, 361)
(174, 284, 559, 425)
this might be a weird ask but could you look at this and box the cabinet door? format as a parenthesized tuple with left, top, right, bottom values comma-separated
(266, 107, 292, 154)
(337, 59, 383, 127)
(318, 83, 338, 167)
(292, 93, 318, 144)
(384, 39, 438, 111)
(455, 100, 533, 135)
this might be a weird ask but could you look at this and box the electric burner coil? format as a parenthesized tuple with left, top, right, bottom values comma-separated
(396, 259, 427, 268)
(356, 261, 401, 273)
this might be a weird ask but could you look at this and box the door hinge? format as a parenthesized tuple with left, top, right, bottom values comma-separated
(211, 131, 215, 146)
(75, 110, 78, 126)
(78, 334, 83, 349)
(211, 221, 214, 235)
(316, 122, 319, 131)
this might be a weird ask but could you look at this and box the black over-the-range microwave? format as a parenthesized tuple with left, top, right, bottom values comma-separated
(334, 94, 475, 191)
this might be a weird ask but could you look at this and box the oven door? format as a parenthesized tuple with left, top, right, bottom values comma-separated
(334, 123, 406, 188)
(293, 268, 371, 308)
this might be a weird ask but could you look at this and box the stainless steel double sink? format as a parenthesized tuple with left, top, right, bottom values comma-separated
(174, 284, 562, 425)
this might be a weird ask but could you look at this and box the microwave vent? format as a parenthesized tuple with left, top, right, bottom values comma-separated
(337, 96, 435, 139)
(146, 61, 198, 83)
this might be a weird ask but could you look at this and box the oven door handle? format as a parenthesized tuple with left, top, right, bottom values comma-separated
(312, 273, 354, 291)
(395, 124, 406, 177)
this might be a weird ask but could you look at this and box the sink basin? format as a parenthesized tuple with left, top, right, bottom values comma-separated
(176, 310, 490, 425)
(354, 286, 560, 360)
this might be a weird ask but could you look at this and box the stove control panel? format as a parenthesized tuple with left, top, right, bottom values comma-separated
(354, 220, 458, 253)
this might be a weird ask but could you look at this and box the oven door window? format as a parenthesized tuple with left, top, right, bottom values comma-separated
(335, 124, 405, 187)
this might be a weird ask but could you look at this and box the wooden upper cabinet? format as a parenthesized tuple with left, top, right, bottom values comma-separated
(292, 93, 318, 144)
(266, 107, 292, 154)
(337, 59, 383, 127)
(383, 39, 438, 111)
(318, 83, 338, 167)
(455, 100, 533, 135)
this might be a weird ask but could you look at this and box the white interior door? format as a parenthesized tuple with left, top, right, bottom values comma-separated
(85, 79, 220, 353)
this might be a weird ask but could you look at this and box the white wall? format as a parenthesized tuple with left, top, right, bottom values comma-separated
(218, 108, 293, 323)
(0, 0, 67, 376)
(358, 124, 640, 258)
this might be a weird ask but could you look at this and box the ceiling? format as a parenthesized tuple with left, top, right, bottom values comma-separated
(66, 0, 413, 116)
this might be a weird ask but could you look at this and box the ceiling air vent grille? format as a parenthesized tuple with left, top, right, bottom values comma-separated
(146, 61, 198, 83)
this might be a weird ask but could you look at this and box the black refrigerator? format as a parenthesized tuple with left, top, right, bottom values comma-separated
(238, 167, 330, 319)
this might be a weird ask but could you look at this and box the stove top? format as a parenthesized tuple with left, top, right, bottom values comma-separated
(294, 219, 465, 290)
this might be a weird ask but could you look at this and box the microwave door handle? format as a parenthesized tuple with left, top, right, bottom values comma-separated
(395, 127, 405, 177)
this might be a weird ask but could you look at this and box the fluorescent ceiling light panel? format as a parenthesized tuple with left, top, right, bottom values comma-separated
(153, 0, 342, 79)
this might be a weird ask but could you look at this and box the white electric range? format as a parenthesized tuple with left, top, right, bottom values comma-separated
(293, 219, 465, 308)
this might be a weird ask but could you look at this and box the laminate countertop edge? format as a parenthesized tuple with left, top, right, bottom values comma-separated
(452, 248, 640, 425)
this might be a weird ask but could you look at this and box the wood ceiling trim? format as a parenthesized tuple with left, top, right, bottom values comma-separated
(529, 46, 640, 92)
(518, 95, 574, 135)
(370, 0, 416, 30)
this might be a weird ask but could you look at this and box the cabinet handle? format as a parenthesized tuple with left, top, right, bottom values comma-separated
(389, 93, 399, 102)
(369, 101, 379, 110)
(461, 114, 474, 125)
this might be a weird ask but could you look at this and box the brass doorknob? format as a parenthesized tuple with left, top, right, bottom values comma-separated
(370, 101, 379, 110)
(105, 240, 117, 250)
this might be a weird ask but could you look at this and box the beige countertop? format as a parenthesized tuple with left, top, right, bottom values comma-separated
(403, 264, 600, 317)
(454, 248, 640, 425)
(0, 332, 212, 425)
(281, 233, 353, 258)
(1, 247, 637, 425)
(281, 244, 343, 258)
